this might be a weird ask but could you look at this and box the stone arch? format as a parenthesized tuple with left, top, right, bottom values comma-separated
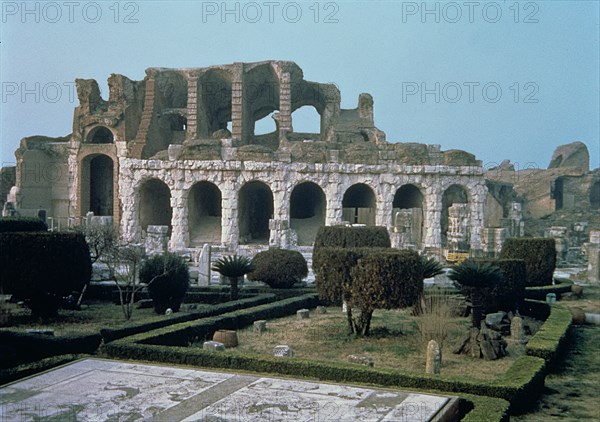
(342, 183, 376, 226)
(393, 184, 425, 248)
(441, 184, 469, 249)
(290, 104, 321, 140)
(290, 181, 326, 246)
(238, 181, 274, 244)
(80, 154, 115, 216)
(245, 63, 280, 144)
(86, 126, 114, 144)
(188, 181, 222, 246)
(590, 180, 600, 210)
(199, 69, 233, 137)
(139, 178, 172, 235)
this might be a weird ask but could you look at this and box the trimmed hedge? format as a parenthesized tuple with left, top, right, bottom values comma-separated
(313, 226, 391, 250)
(100, 293, 277, 343)
(248, 249, 308, 288)
(350, 249, 423, 310)
(0, 216, 48, 232)
(500, 238, 556, 286)
(526, 303, 572, 366)
(0, 331, 101, 369)
(141, 253, 190, 314)
(104, 293, 547, 413)
(525, 278, 573, 300)
(0, 354, 88, 386)
(461, 395, 510, 422)
(0, 231, 91, 316)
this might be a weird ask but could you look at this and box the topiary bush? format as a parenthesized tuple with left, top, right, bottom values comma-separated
(0, 232, 91, 317)
(0, 217, 47, 232)
(247, 248, 308, 288)
(140, 253, 190, 314)
(475, 259, 527, 313)
(500, 238, 556, 286)
(312, 226, 391, 276)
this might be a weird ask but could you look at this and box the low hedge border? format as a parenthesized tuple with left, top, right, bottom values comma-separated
(0, 331, 101, 369)
(100, 293, 277, 343)
(524, 278, 573, 300)
(104, 293, 544, 414)
(526, 303, 573, 366)
(460, 394, 510, 422)
(0, 354, 88, 386)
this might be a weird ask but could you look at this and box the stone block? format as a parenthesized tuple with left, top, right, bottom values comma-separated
(254, 320, 267, 333)
(347, 354, 374, 367)
(203, 341, 226, 351)
(296, 309, 310, 319)
(425, 340, 441, 374)
(273, 345, 294, 357)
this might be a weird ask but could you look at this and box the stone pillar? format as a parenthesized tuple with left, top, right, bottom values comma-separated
(278, 72, 292, 138)
(469, 183, 486, 252)
(423, 188, 442, 249)
(169, 187, 188, 250)
(425, 340, 441, 374)
(585, 230, 600, 284)
(146, 225, 169, 255)
(447, 204, 469, 251)
(231, 64, 244, 142)
(326, 172, 343, 226)
(221, 179, 238, 248)
(480, 228, 508, 258)
(546, 226, 569, 263)
(197, 243, 211, 286)
(186, 75, 198, 139)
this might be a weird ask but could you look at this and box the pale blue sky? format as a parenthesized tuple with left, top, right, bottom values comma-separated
(1, 0, 598, 169)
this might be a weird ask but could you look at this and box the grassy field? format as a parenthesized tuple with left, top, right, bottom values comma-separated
(234, 305, 530, 379)
(0, 300, 206, 336)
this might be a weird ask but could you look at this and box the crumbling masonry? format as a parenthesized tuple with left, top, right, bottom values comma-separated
(9, 61, 493, 256)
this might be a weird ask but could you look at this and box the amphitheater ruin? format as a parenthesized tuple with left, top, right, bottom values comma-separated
(4, 61, 599, 277)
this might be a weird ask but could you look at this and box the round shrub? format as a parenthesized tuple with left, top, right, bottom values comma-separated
(0, 232, 91, 317)
(140, 253, 189, 314)
(247, 249, 308, 288)
(500, 238, 556, 286)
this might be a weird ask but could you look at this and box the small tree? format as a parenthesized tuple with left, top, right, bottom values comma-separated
(212, 255, 255, 300)
(102, 245, 147, 320)
(349, 250, 423, 336)
(141, 253, 189, 314)
(448, 259, 503, 328)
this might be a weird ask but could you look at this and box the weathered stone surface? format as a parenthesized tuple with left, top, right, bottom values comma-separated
(548, 141, 590, 171)
(485, 312, 510, 334)
(203, 341, 226, 351)
(254, 320, 267, 333)
(425, 340, 441, 374)
(297, 309, 310, 319)
(510, 316, 525, 342)
(347, 354, 374, 367)
(273, 345, 294, 357)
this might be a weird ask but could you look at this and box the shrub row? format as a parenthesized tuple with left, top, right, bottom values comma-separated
(100, 293, 277, 343)
(524, 278, 573, 300)
(0, 331, 101, 369)
(313, 226, 391, 249)
(0, 231, 91, 317)
(526, 303, 573, 366)
(0, 354, 88, 386)
(500, 238, 556, 286)
(0, 216, 48, 232)
(460, 394, 510, 422)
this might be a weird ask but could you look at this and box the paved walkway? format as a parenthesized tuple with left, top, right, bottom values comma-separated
(0, 358, 458, 421)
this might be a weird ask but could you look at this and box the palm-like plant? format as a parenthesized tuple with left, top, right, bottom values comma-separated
(212, 255, 255, 300)
(421, 255, 445, 279)
(448, 259, 503, 328)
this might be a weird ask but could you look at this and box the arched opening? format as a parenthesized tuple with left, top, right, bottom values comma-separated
(238, 181, 273, 244)
(188, 182, 222, 246)
(590, 181, 600, 210)
(139, 179, 172, 235)
(87, 126, 114, 144)
(290, 105, 321, 140)
(441, 184, 469, 249)
(393, 184, 424, 248)
(254, 112, 278, 136)
(553, 177, 565, 210)
(342, 183, 376, 226)
(246, 63, 280, 146)
(290, 182, 326, 246)
(200, 69, 232, 137)
(80, 154, 114, 217)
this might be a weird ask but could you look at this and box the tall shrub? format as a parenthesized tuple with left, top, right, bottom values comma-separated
(141, 253, 190, 314)
(247, 249, 308, 288)
(500, 238, 556, 286)
(0, 232, 91, 317)
(475, 259, 527, 313)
